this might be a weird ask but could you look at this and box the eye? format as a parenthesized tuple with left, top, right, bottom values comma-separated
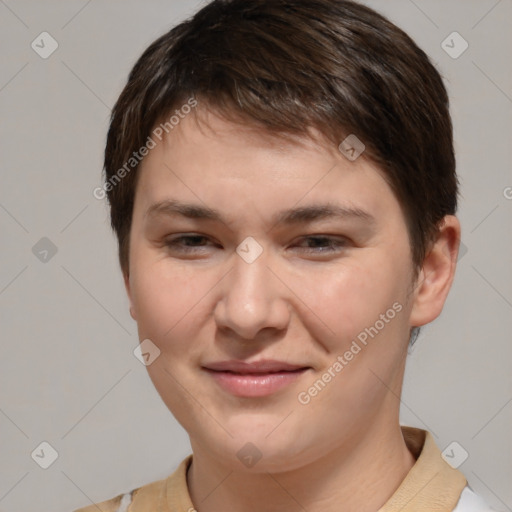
(164, 234, 217, 254)
(163, 234, 349, 257)
(292, 236, 349, 254)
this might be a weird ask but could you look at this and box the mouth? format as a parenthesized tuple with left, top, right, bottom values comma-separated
(202, 360, 311, 397)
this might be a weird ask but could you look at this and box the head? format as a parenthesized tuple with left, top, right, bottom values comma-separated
(102, 0, 461, 471)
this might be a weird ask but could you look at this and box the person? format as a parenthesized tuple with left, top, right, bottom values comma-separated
(76, 0, 495, 510)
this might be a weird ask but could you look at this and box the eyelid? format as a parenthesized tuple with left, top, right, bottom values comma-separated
(291, 235, 350, 252)
(163, 233, 350, 257)
(165, 233, 214, 245)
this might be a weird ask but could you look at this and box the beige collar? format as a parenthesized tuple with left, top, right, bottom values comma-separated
(378, 427, 467, 511)
(137, 427, 467, 511)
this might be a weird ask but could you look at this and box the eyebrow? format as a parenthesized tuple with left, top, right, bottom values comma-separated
(144, 199, 375, 228)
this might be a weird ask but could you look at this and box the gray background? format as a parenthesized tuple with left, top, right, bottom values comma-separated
(0, 1, 511, 511)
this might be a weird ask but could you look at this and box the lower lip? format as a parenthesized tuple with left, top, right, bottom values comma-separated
(204, 369, 308, 397)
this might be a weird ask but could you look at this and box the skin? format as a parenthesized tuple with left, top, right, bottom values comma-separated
(124, 107, 461, 512)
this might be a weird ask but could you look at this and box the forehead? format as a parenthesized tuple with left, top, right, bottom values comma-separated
(134, 107, 402, 230)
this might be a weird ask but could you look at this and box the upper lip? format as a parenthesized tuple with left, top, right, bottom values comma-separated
(202, 360, 310, 374)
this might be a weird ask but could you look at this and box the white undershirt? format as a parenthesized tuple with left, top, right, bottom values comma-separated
(453, 486, 496, 511)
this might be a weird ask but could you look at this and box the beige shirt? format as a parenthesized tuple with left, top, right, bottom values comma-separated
(74, 427, 468, 512)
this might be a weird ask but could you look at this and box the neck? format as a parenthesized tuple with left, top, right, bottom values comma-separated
(188, 420, 415, 512)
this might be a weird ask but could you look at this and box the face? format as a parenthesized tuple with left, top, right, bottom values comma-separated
(125, 108, 421, 472)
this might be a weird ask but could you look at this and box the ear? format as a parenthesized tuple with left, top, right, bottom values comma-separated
(123, 270, 137, 321)
(409, 215, 461, 327)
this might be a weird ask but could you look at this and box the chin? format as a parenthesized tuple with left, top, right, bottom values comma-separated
(194, 415, 318, 474)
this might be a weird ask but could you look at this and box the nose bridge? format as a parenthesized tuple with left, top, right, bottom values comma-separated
(215, 240, 289, 339)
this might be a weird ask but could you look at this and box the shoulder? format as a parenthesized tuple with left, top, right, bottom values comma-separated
(72, 477, 167, 512)
(72, 492, 125, 512)
(453, 486, 496, 512)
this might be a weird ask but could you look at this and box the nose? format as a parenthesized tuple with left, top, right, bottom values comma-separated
(213, 244, 291, 342)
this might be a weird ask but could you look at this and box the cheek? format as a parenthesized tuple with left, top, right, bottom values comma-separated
(299, 257, 412, 417)
(300, 257, 408, 353)
(130, 260, 207, 344)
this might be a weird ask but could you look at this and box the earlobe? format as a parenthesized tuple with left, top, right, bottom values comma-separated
(409, 215, 461, 328)
(123, 271, 137, 321)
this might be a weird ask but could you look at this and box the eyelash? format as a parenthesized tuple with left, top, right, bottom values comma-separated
(164, 234, 348, 255)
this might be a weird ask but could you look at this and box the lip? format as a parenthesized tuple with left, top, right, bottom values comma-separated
(202, 360, 311, 397)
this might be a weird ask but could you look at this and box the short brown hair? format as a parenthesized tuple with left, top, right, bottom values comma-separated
(104, 0, 457, 277)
